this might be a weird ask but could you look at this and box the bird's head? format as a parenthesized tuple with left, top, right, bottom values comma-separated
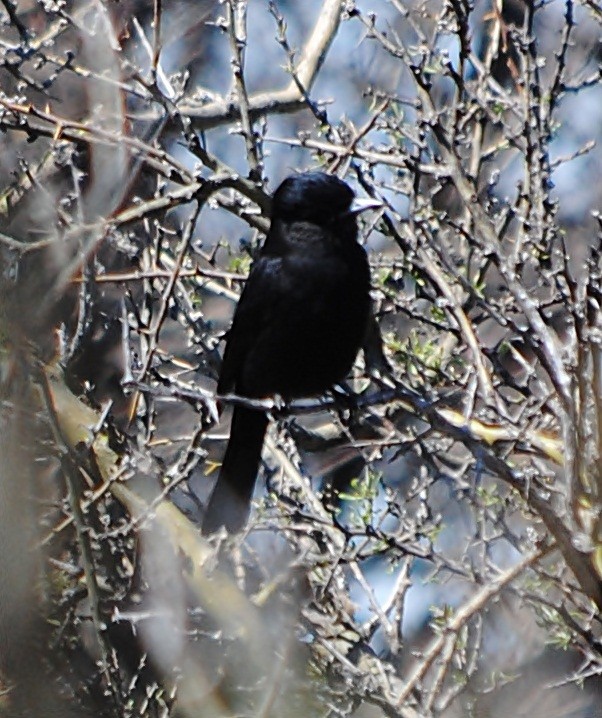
(271, 172, 381, 227)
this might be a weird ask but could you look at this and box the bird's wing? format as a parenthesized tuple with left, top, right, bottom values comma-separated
(217, 255, 285, 396)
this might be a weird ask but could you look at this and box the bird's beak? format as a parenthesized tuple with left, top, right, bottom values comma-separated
(348, 197, 384, 216)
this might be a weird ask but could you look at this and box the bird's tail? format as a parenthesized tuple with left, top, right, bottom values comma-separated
(202, 406, 269, 535)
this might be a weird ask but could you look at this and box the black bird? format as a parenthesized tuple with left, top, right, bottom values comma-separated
(202, 172, 379, 535)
